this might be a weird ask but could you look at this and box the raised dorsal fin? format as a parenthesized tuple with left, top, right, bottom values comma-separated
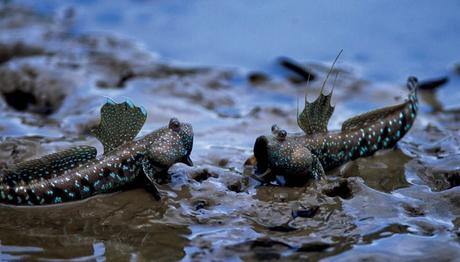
(342, 77, 419, 131)
(341, 103, 405, 131)
(91, 98, 147, 153)
(1, 146, 97, 185)
(297, 50, 342, 135)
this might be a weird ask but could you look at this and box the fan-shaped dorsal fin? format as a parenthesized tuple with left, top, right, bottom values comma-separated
(91, 98, 147, 153)
(297, 50, 342, 135)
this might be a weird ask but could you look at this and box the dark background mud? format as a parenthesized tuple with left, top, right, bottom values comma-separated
(0, 2, 459, 261)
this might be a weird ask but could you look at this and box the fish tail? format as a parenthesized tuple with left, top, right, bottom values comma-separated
(407, 76, 418, 105)
(406, 76, 419, 122)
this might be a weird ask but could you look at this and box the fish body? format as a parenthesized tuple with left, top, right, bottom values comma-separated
(253, 77, 418, 185)
(0, 101, 193, 205)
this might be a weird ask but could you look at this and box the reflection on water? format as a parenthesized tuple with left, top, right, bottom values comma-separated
(0, 243, 43, 261)
(19, 0, 460, 83)
(0, 190, 190, 261)
(0, 242, 106, 261)
(342, 150, 411, 193)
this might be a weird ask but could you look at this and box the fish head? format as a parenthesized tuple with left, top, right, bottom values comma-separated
(147, 118, 194, 167)
(252, 125, 314, 183)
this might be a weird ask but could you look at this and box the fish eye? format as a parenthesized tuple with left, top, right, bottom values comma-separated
(277, 129, 287, 140)
(271, 124, 280, 134)
(169, 118, 181, 131)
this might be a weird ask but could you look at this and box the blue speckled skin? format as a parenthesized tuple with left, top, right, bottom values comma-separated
(253, 77, 418, 185)
(0, 119, 193, 205)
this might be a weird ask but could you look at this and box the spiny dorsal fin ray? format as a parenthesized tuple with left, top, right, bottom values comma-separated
(1, 146, 97, 185)
(298, 92, 335, 134)
(297, 50, 342, 134)
(91, 98, 147, 153)
(342, 77, 418, 131)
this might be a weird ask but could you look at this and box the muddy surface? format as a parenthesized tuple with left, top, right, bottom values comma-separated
(0, 3, 460, 261)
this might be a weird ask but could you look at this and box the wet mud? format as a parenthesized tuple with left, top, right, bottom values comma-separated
(0, 4, 459, 261)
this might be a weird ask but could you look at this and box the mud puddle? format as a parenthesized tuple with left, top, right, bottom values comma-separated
(0, 3, 459, 261)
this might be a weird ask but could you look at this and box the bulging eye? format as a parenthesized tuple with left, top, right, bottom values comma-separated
(169, 118, 181, 131)
(277, 129, 287, 140)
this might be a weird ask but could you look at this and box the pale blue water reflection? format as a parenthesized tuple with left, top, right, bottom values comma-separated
(20, 0, 460, 83)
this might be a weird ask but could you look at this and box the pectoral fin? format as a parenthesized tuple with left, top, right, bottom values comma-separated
(310, 154, 325, 180)
(141, 157, 162, 200)
(92, 98, 147, 153)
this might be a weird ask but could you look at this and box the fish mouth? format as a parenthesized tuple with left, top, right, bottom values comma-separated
(253, 135, 269, 175)
(177, 122, 193, 166)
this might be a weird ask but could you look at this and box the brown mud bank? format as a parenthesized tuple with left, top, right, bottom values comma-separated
(0, 4, 459, 261)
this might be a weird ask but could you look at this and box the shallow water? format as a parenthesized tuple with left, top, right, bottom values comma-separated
(0, 2, 460, 261)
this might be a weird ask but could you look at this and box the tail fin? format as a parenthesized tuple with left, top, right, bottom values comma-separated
(407, 76, 418, 103)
